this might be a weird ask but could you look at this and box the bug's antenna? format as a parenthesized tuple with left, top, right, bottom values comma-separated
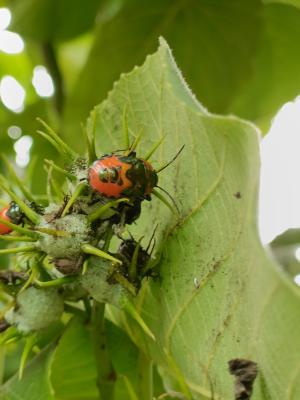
(155, 185, 180, 214)
(156, 145, 185, 173)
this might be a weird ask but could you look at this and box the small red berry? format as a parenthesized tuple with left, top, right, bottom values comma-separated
(0, 206, 13, 235)
(0, 202, 23, 235)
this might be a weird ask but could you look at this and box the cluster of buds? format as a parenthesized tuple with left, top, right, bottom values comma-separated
(0, 115, 181, 375)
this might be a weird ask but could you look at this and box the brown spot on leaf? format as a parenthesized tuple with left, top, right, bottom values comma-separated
(228, 358, 258, 400)
(234, 192, 242, 199)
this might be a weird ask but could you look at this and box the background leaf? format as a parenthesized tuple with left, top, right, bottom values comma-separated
(49, 317, 143, 400)
(49, 317, 99, 400)
(64, 0, 300, 142)
(64, 0, 262, 143)
(89, 38, 300, 399)
(0, 347, 54, 400)
(8, 0, 102, 42)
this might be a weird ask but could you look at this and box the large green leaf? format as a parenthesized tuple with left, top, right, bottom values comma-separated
(49, 317, 141, 400)
(0, 347, 54, 400)
(88, 38, 300, 399)
(49, 317, 99, 400)
(230, 3, 300, 130)
(264, 0, 300, 9)
(65, 0, 300, 141)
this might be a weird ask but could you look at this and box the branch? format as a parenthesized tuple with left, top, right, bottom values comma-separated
(42, 42, 64, 114)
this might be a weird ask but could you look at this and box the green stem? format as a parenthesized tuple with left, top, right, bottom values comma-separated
(19, 263, 39, 293)
(137, 351, 153, 400)
(19, 335, 36, 379)
(0, 346, 5, 384)
(35, 276, 76, 288)
(64, 304, 86, 318)
(36, 118, 77, 159)
(37, 130, 66, 157)
(1, 155, 35, 202)
(44, 164, 54, 203)
(123, 302, 155, 341)
(0, 245, 36, 255)
(34, 227, 70, 237)
(122, 105, 129, 149)
(81, 244, 122, 265)
(44, 161, 64, 200)
(0, 235, 36, 242)
(44, 159, 76, 180)
(0, 217, 38, 238)
(61, 182, 87, 217)
(103, 225, 113, 252)
(91, 301, 116, 400)
(42, 42, 64, 115)
(112, 272, 136, 296)
(152, 189, 178, 215)
(82, 297, 91, 319)
(143, 135, 165, 161)
(82, 122, 97, 164)
(0, 179, 40, 224)
(127, 128, 143, 154)
(128, 239, 142, 282)
(82, 258, 89, 275)
(90, 110, 97, 158)
(88, 198, 129, 222)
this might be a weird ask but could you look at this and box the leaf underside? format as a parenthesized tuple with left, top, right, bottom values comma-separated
(88, 38, 300, 400)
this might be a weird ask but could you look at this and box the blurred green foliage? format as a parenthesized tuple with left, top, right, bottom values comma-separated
(2, 0, 300, 174)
